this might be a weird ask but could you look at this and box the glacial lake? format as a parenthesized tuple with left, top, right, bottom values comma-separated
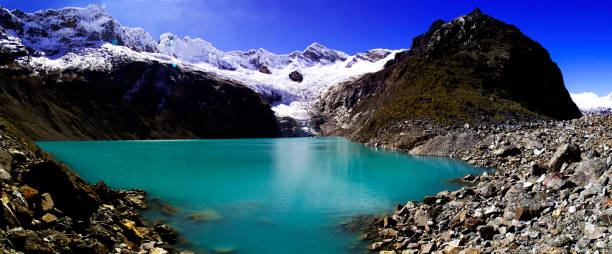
(38, 137, 484, 253)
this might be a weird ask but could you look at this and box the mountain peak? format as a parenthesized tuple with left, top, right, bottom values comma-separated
(0, 5, 158, 55)
(469, 8, 483, 16)
(305, 42, 325, 51)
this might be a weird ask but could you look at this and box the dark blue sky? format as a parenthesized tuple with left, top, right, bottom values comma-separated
(1, 0, 611, 95)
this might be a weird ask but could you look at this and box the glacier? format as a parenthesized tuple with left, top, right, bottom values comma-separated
(0, 4, 402, 135)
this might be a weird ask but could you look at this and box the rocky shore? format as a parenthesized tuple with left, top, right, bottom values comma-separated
(0, 120, 189, 254)
(355, 113, 612, 253)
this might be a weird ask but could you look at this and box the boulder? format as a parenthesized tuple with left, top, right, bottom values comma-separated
(413, 208, 430, 227)
(529, 164, 548, 176)
(477, 225, 496, 240)
(154, 224, 178, 243)
(367, 241, 384, 250)
(570, 159, 607, 186)
(423, 195, 437, 205)
(24, 160, 101, 218)
(40, 193, 54, 212)
(41, 213, 58, 223)
(258, 66, 272, 74)
(7, 228, 53, 253)
(0, 167, 11, 181)
(583, 222, 604, 240)
(0, 149, 12, 171)
(383, 215, 397, 228)
(8, 149, 27, 164)
(289, 71, 303, 82)
(493, 145, 521, 157)
(19, 185, 38, 199)
(92, 181, 120, 204)
(548, 144, 581, 171)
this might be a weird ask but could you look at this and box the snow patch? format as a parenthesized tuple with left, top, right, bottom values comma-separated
(571, 91, 612, 113)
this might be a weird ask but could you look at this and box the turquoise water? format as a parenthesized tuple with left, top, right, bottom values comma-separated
(38, 137, 483, 253)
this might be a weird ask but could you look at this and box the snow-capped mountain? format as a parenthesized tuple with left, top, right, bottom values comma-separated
(0, 4, 401, 134)
(571, 92, 612, 114)
(0, 5, 158, 56)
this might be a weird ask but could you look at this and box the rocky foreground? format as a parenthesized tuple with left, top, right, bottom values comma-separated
(356, 114, 612, 253)
(0, 121, 189, 253)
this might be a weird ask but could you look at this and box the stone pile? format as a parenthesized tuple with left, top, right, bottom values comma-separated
(361, 114, 612, 253)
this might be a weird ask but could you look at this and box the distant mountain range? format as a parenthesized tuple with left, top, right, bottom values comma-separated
(0, 4, 402, 135)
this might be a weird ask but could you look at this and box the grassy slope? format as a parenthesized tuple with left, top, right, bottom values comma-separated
(348, 53, 548, 142)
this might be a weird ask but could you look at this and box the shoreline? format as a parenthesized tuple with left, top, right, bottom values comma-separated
(0, 121, 191, 254)
(352, 114, 611, 253)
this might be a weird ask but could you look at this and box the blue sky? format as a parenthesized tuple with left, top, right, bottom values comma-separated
(1, 0, 611, 95)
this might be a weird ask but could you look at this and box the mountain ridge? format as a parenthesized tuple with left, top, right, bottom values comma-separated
(315, 8, 582, 148)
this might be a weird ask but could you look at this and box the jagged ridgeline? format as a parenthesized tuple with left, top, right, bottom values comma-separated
(0, 6, 278, 140)
(316, 9, 581, 142)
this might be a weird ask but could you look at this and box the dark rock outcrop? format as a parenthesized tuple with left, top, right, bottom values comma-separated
(24, 160, 101, 218)
(259, 65, 272, 74)
(315, 9, 581, 148)
(289, 70, 303, 83)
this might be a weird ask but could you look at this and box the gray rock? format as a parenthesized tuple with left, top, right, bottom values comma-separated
(583, 222, 604, 240)
(413, 208, 430, 227)
(570, 159, 607, 186)
(493, 145, 521, 157)
(8, 149, 26, 164)
(0, 167, 11, 180)
(477, 225, 495, 240)
(522, 139, 544, 150)
(548, 144, 581, 171)
(0, 150, 12, 171)
(529, 164, 548, 176)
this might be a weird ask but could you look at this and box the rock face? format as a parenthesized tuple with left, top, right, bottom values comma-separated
(289, 70, 303, 83)
(315, 9, 581, 148)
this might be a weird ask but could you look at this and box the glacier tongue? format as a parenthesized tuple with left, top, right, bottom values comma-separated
(0, 4, 403, 135)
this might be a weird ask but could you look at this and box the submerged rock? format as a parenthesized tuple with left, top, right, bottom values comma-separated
(187, 209, 223, 222)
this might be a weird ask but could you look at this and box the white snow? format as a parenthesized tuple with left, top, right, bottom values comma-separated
(1, 5, 158, 55)
(191, 51, 400, 120)
(571, 91, 612, 112)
